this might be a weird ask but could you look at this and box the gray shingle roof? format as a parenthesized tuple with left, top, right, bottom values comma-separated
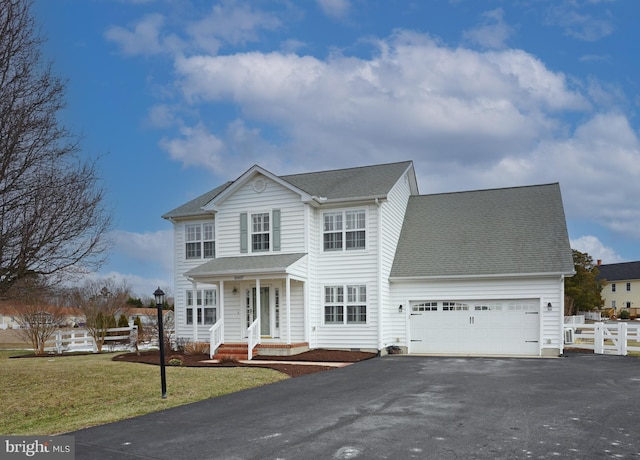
(280, 161, 413, 200)
(162, 182, 233, 220)
(390, 183, 575, 278)
(163, 161, 414, 220)
(596, 261, 640, 282)
(186, 253, 307, 278)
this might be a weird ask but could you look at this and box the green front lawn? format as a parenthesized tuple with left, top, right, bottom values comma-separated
(0, 350, 287, 435)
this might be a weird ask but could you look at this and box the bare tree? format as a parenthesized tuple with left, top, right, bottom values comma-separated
(73, 279, 130, 353)
(12, 302, 67, 354)
(10, 277, 66, 354)
(0, 0, 111, 298)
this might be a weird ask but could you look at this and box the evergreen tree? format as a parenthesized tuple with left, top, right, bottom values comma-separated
(565, 250, 603, 314)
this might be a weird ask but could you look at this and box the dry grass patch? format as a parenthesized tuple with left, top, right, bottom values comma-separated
(0, 350, 287, 435)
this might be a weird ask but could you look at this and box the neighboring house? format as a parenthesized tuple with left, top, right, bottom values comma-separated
(596, 261, 640, 316)
(0, 303, 83, 329)
(162, 161, 574, 358)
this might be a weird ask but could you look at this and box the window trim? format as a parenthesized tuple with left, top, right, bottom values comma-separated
(322, 208, 367, 252)
(186, 289, 217, 325)
(323, 284, 367, 325)
(185, 222, 215, 260)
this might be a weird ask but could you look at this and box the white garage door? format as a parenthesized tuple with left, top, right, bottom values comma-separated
(409, 299, 540, 356)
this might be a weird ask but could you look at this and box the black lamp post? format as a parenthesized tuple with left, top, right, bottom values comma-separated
(154, 287, 167, 399)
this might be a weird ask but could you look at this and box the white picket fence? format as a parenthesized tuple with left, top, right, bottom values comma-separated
(46, 326, 138, 354)
(564, 322, 640, 356)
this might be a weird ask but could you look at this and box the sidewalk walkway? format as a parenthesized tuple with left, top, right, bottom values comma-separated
(200, 359, 352, 367)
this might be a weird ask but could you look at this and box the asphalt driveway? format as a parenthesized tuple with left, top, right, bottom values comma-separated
(72, 354, 640, 459)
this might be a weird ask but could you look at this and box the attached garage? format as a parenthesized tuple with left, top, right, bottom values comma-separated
(388, 184, 576, 357)
(408, 299, 540, 355)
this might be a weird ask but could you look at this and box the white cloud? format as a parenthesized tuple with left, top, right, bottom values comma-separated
(187, 1, 282, 53)
(108, 229, 173, 273)
(105, 14, 167, 56)
(570, 236, 625, 264)
(159, 124, 227, 172)
(545, 3, 615, 41)
(317, 0, 351, 20)
(173, 31, 589, 171)
(463, 8, 513, 49)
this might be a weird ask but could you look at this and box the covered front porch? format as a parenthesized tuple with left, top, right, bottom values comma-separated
(185, 253, 309, 359)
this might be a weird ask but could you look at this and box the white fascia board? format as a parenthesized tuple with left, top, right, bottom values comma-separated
(389, 271, 574, 282)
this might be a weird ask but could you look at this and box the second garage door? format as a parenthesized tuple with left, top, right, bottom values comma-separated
(409, 299, 540, 356)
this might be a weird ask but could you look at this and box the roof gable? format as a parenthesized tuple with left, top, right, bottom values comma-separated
(203, 165, 314, 211)
(391, 183, 575, 278)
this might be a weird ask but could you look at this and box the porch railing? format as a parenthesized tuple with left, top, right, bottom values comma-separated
(247, 318, 260, 361)
(209, 319, 224, 359)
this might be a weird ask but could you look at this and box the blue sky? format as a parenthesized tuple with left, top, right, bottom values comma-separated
(32, 0, 640, 297)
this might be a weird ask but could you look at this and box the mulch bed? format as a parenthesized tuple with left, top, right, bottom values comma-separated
(112, 349, 377, 378)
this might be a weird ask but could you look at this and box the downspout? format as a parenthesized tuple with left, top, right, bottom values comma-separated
(219, 279, 224, 342)
(304, 203, 311, 347)
(286, 274, 291, 345)
(560, 275, 565, 355)
(376, 198, 383, 352)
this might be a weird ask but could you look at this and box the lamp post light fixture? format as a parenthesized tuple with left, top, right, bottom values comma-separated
(154, 287, 167, 399)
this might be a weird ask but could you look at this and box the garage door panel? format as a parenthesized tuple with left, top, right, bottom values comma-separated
(409, 299, 540, 356)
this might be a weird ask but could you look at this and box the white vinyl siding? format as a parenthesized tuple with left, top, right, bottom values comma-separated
(216, 175, 306, 258)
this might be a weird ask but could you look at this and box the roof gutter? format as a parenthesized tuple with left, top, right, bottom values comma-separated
(390, 271, 576, 282)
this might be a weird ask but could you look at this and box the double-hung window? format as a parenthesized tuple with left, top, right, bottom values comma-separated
(324, 285, 367, 324)
(185, 223, 215, 259)
(252, 213, 270, 252)
(323, 210, 366, 251)
(186, 289, 217, 325)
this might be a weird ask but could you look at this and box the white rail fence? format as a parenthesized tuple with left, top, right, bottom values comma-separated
(45, 326, 138, 354)
(564, 322, 640, 356)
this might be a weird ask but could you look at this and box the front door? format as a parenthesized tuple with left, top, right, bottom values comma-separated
(246, 287, 273, 337)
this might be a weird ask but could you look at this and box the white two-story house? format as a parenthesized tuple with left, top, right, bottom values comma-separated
(162, 161, 574, 359)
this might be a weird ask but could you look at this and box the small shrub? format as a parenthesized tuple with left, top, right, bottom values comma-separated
(219, 355, 239, 364)
(619, 310, 631, 320)
(174, 337, 191, 353)
(630, 315, 637, 321)
(167, 356, 184, 366)
(184, 341, 210, 355)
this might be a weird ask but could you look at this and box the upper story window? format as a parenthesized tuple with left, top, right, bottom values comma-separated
(240, 209, 280, 254)
(323, 209, 366, 251)
(627, 282, 631, 291)
(252, 213, 270, 252)
(612, 283, 616, 292)
(185, 223, 214, 260)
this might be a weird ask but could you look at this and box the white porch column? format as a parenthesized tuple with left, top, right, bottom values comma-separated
(255, 278, 261, 333)
(191, 281, 198, 341)
(219, 279, 224, 330)
(286, 275, 291, 345)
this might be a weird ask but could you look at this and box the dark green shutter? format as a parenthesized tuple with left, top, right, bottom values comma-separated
(272, 209, 281, 251)
(240, 212, 248, 253)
